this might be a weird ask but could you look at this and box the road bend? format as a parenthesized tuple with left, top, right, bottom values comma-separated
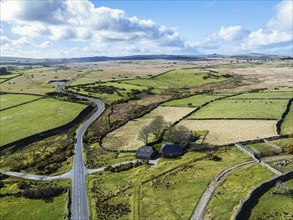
(58, 82, 105, 220)
(71, 97, 105, 220)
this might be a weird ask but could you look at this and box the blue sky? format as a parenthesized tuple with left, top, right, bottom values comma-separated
(0, 0, 292, 58)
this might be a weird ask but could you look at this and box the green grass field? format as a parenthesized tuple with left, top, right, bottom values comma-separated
(123, 78, 172, 89)
(87, 148, 251, 220)
(162, 94, 226, 107)
(70, 81, 147, 104)
(0, 66, 81, 95)
(0, 94, 41, 110)
(0, 194, 66, 220)
(271, 137, 293, 148)
(0, 98, 86, 146)
(232, 91, 293, 99)
(0, 73, 21, 79)
(0, 178, 69, 220)
(250, 180, 293, 220)
(281, 107, 293, 134)
(188, 99, 288, 119)
(245, 142, 276, 157)
(205, 164, 276, 220)
(153, 69, 227, 87)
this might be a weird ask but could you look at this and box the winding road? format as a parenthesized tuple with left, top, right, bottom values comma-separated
(58, 80, 105, 220)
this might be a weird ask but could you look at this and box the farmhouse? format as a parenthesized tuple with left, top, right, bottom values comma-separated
(136, 146, 159, 160)
(161, 143, 184, 158)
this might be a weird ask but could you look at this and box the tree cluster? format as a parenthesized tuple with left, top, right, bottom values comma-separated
(165, 125, 196, 147)
(138, 116, 167, 144)
(0, 67, 10, 76)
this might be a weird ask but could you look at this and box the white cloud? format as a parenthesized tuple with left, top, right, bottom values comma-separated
(267, 0, 293, 32)
(0, 0, 193, 52)
(195, 0, 292, 54)
(38, 41, 52, 48)
(218, 25, 250, 41)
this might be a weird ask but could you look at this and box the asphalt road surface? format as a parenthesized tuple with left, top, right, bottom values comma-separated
(71, 97, 105, 220)
(58, 82, 105, 220)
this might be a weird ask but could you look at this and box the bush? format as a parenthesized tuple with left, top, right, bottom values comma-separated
(0, 181, 4, 189)
(22, 186, 67, 200)
(105, 162, 143, 173)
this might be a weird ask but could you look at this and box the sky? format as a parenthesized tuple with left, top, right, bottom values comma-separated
(0, 0, 292, 58)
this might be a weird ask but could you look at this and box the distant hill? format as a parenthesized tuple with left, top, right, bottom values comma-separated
(1, 54, 291, 65)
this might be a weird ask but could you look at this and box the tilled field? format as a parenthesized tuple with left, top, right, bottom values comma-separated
(102, 106, 195, 150)
(179, 119, 277, 145)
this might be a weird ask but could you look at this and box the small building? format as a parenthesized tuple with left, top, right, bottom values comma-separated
(135, 146, 158, 160)
(161, 143, 184, 158)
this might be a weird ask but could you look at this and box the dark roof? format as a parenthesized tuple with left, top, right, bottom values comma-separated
(136, 146, 158, 159)
(161, 143, 183, 157)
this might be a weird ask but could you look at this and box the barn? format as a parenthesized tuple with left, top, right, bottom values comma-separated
(161, 143, 184, 158)
(135, 146, 159, 160)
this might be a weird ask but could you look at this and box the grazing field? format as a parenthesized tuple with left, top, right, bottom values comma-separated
(0, 73, 21, 79)
(87, 148, 251, 220)
(162, 94, 226, 107)
(271, 137, 293, 148)
(188, 100, 288, 119)
(0, 194, 66, 220)
(0, 66, 81, 95)
(102, 106, 195, 150)
(69, 81, 147, 104)
(205, 164, 275, 220)
(179, 120, 277, 145)
(0, 94, 42, 110)
(231, 91, 293, 99)
(153, 69, 227, 87)
(61, 60, 215, 85)
(85, 143, 136, 169)
(250, 180, 293, 220)
(281, 107, 293, 134)
(123, 78, 172, 90)
(245, 142, 277, 157)
(0, 178, 69, 220)
(0, 98, 86, 146)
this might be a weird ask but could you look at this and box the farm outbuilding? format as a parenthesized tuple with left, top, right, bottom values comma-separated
(135, 146, 159, 160)
(161, 143, 184, 158)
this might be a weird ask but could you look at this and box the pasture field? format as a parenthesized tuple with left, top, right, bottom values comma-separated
(281, 107, 293, 134)
(231, 91, 293, 99)
(0, 94, 41, 110)
(271, 137, 293, 148)
(162, 94, 226, 107)
(72, 81, 147, 104)
(102, 106, 195, 150)
(85, 143, 135, 169)
(87, 148, 251, 220)
(0, 98, 86, 146)
(0, 129, 76, 175)
(178, 120, 277, 145)
(0, 178, 70, 220)
(63, 59, 211, 85)
(153, 69, 227, 87)
(123, 78, 172, 90)
(250, 180, 293, 220)
(267, 161, 293, 173)
(0, 66, 81, 95)
(245, 142, 277, 157)
(188, 100, 288, 119)
(0, 195, 66, 220)
(205, 164, 275, 220)
(0, 73, 21, 79)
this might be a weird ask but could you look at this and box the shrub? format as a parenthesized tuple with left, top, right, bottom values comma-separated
(22, 186, 67, 200)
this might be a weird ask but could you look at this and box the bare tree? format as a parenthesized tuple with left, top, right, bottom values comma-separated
(149, 116, 167, 139)
(138, 125, 152, 144)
